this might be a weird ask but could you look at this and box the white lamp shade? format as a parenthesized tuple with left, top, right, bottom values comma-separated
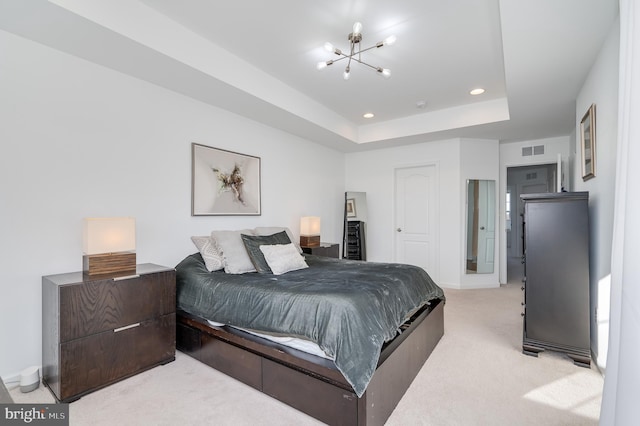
(83, 217, 136, 255)
(300, 216, 321, 236)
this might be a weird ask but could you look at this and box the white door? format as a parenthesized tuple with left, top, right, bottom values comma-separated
(394, 165, 437, 277)
(476, 180, 495, 273)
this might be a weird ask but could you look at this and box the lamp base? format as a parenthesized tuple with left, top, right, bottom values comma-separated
(300, 235, 320, 247)
(83, 252, 136, 276)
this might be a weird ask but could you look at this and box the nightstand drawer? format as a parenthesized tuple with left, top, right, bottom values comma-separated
(59, 270, 175, 342)
(301, 243, 339, 258)
(58, 313, 175, 401)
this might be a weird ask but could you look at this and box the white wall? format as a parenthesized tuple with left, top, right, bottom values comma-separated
(345, 139, 459, 287)
(0, 30, 345, 379)
(459, 139, 500, 288)
(573, 18, 620, 371)
(345, 138, 499, 289)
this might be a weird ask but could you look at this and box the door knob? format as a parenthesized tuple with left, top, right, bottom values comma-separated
(480, 226, 485, 230)
(396, 228, 402, 232)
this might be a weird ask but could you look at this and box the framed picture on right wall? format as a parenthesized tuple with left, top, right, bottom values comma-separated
(581, 103, 596, 181)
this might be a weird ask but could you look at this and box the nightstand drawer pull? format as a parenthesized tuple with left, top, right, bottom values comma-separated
(114, 323, 140, 333)
(112, 274, 140, 281)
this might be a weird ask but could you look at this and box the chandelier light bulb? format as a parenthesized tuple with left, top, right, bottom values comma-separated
(352, 22, 363, 34)
(383, 35, 397, 46)
(324, 42, 335, 52)
(343, 67, 351, 80)
(380, 68, 391, 79)
(317, 60, 334, 70)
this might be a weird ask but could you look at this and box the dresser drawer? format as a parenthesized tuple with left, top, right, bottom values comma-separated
(59, 270, 175, 342)
(58, 313, 175, 401)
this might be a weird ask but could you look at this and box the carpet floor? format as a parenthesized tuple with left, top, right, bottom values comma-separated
(9, 281, 603, 425)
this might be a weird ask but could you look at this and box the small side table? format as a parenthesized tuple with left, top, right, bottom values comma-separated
(301, 242, 339, 258)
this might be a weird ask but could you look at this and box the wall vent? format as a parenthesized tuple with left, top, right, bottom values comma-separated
(526, 172, 538, 180)
(521, 145, 545, 156)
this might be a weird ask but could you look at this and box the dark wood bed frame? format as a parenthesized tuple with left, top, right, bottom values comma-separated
(176, 298, 444, 426)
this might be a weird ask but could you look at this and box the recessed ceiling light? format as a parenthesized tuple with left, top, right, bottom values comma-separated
(470, 88, 485, 95)
(416, 100, 427, 109)
(363, 113, 375, 119)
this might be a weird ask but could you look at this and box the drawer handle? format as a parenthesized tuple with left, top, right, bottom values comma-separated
(114, 322, 140, 333)
(113, 274, 140, 281)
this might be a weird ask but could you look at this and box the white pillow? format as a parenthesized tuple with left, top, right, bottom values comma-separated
(191, 236, 224, 272)
(259, 243, 309, 275)
(254, 226, 302, 253)
(211, 229, 256, 274)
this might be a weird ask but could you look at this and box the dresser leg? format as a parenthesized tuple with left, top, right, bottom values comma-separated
(522, 344, 543, 357)
(568, 353, 591, 368)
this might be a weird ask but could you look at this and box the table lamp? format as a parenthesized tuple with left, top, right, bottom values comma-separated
(300, 216, 321, 247)
(83, 217, 136, 276)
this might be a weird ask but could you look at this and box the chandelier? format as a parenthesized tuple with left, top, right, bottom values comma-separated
(316, 22, 396, 80)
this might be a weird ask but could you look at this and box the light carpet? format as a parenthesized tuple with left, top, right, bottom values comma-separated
(9, 282, 603, 425)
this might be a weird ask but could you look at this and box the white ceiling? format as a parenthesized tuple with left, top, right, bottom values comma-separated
(0, 0, 619, 152)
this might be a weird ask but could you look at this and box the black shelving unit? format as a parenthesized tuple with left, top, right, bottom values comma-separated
(345, 221, 366, 261)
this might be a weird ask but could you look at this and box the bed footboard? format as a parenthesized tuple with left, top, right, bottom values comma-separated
(177, 298, 444, 426)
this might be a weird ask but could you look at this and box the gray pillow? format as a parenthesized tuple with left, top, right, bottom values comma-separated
(211, 229, 256, 274)
(254, 226, 302, 253)
(241, 231, 292, 273)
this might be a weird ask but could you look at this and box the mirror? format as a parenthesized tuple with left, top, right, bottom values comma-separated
(466, 180, 496, 274)
(343, 192, 367, 260)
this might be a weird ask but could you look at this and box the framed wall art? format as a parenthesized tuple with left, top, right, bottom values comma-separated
(346, 198, 357, 218)
(191, 143, 261, 216)
(580, 103, 596, 181)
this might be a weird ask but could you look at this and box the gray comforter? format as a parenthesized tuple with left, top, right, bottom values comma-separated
(175, 253, 444, 397)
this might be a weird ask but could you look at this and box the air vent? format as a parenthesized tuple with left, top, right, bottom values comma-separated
(526, 172, 538, 180)
(521, 145, 545, 156)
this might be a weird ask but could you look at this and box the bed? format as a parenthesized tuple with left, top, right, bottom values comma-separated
(175, 232, 445, 426)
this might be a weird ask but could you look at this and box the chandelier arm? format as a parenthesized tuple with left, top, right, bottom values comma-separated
(352, 43, 384, 55)
(350, 57, 381, 71)
(346, 41, 357, 69)
(329, 56, 349, 64)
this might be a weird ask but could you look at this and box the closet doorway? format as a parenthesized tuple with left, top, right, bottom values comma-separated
(506, 164, 557, 283)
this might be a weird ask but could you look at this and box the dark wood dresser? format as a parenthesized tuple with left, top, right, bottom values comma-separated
(42, 264, 176, 402)
(521, 192, 591, 367)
